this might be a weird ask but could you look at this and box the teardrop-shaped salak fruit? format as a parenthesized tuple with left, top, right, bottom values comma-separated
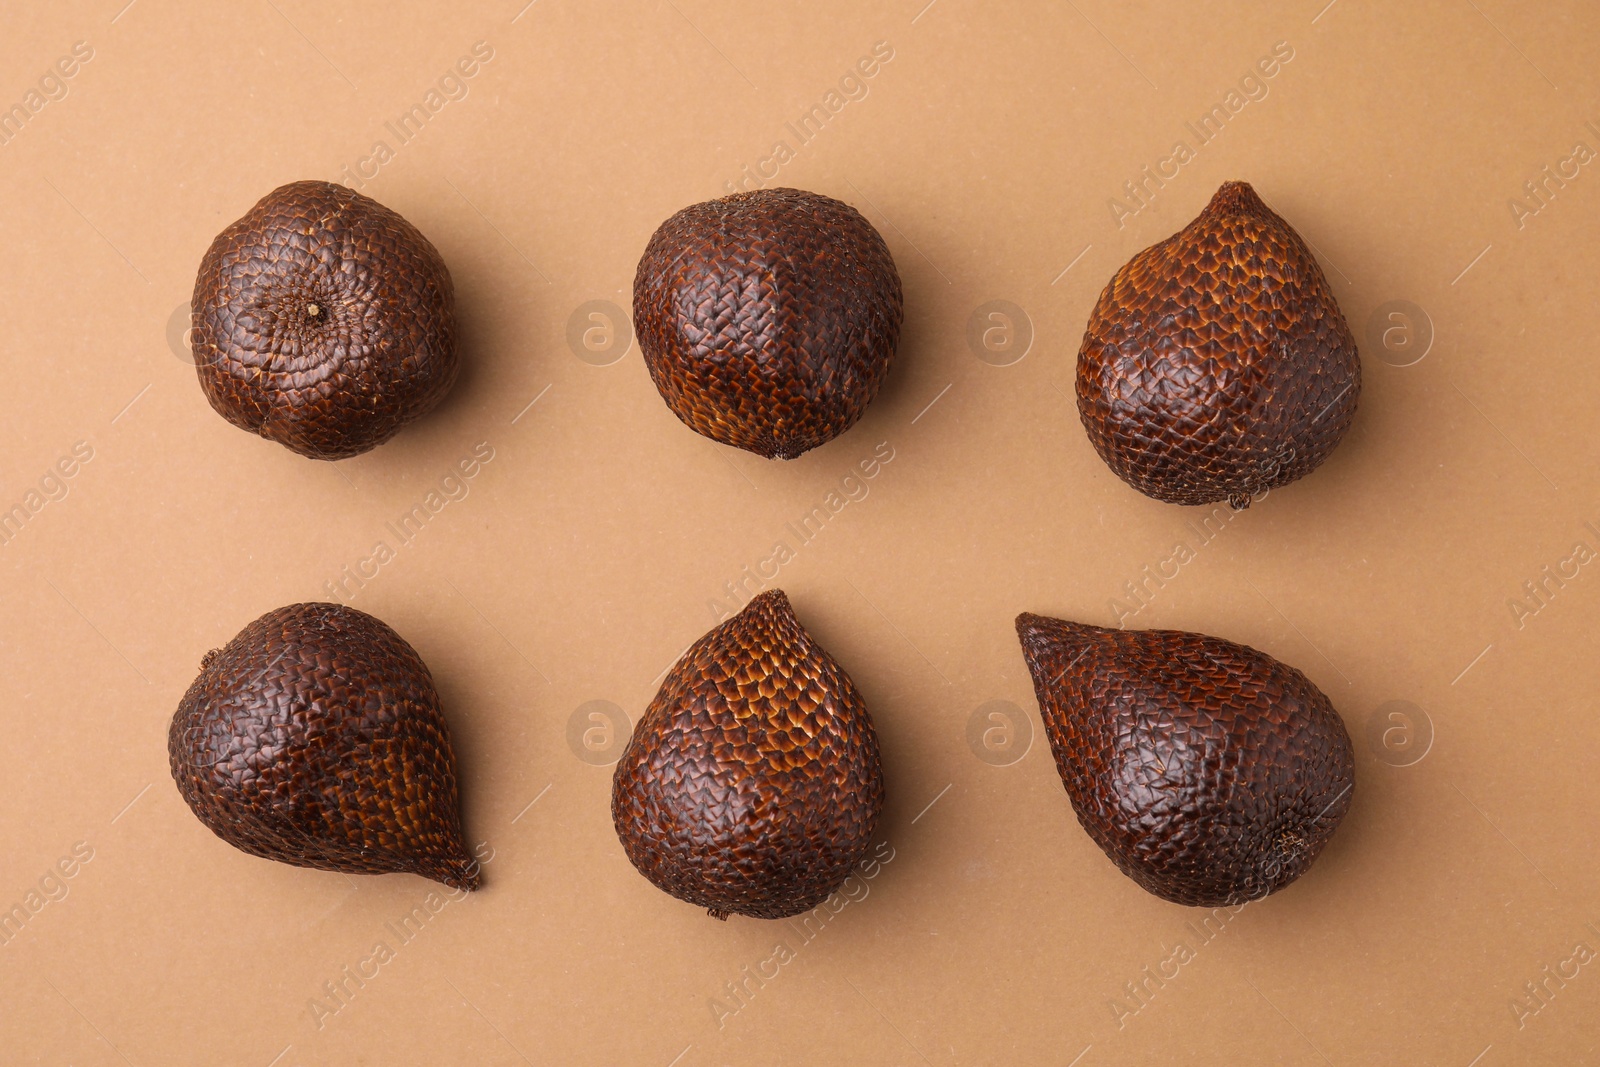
(1076, 181, 1360, 508)
(633, 187, 903, 460)
(191, 181, 459, 459)
(1016, 613, 1354, 907)
(612, 590, 884, 919)
(168, 603, 480, 890)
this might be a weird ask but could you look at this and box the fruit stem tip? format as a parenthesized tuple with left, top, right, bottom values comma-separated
(742, 588, 793, 616)
(434, 858, 483, 892)
(1015, 612, 1105, 653)
(1014, 612, 1048, 639)
(1206, 180, 1269, 218)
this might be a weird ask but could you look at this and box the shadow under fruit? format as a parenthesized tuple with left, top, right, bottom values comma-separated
(1016, 613, 1354, 907)
(612, 590, 885, 919)
(168, 602, 479, 890)
(191, 180, 459, 460)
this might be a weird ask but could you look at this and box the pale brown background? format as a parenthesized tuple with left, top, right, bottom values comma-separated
(2, 1, 1598, 1064)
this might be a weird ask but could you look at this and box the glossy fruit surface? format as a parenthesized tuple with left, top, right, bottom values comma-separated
(192, 180, 458, 459)
(1076, 181, 1360, 508)
(168, 602, 479, 890)
(612, 590, 884, 919)
(1016, 613, 1354, 906)
(633, 187, 902, 460)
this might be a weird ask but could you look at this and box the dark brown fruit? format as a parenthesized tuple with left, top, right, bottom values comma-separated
(612, 590, 884, 919)
(1016, 613, 1354, 907)
(633, 187, 903, 460)
(192, 181, 459, 460)
(1076, 181, 1360, 508)
(168, 602, 479, 890)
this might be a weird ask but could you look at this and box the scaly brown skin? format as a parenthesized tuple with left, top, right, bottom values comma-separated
(1016, 613, 1354, 907)
(633, 187, 903, 460)
(192, 181, 459, 460)
(1076, 181, 1360, 508)
(612, 590, 885, 919)
(168, 603, 480, 891)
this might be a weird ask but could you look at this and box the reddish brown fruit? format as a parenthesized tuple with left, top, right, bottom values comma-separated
(1076, 181, 1360, 508)
(1016, 613, 1354, 906)
(192, 181, 459, 460)
(168, 603, 480, 890)
(633, 187, 903, 460)
(612, 590, 884, 919)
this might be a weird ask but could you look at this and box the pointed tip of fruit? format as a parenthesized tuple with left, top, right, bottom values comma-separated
(707, 907, 731, 921)
(427, 852, 482, 892)
(1014, 612, 1050, 640)
(1015, 612, 1100, 640)
(1015, 613, 1106, 668)
(1205, 180, 1269, 217)
(730, 589, 807, 647)
(742, 588, 793, 616)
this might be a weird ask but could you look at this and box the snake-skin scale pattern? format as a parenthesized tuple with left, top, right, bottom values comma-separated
(1016, 614, 1354, 907)
(633, 188, 903, 460)
(612, 590, 885, 919)
(1076, 181, 1360, 508)
(192, 181, 458, 460)
(168, 603, 479, 890)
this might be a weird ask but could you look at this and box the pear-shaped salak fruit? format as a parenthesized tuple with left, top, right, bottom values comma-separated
(168, 603, 480, 890)
(612, 590, 885, 919)
(192, 181, 459, 460)
(633, 187, 903, 460)
(1015, 614, 1354, 907)
(1076, 181, 1360, 509)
